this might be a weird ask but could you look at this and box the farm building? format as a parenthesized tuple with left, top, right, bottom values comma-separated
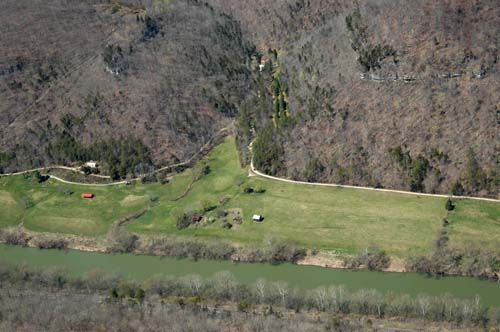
(192, 215, 203, 222)
(252, 214, 263, 222)
(81, 193, 94, 199)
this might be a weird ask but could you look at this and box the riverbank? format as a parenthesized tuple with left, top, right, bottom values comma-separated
(296, 251, 407, 273)
(2, 227, 499, 281)
(2, 242, 500, 309)
(0, 225, 411, 275)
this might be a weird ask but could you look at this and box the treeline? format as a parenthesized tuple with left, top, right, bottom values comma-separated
(252, 123, 285, 176)
(123, 236, 306, 264)
(344, 228, 500, 282)
(46, 131, 153, 179)
(0, 285, 368, 332)
(0, 151, 16, 173)
(406, 227, 500, 281)
(388, 145, 499, 195)
(0, 227, 305, 265)
(0, 262, 497, 328)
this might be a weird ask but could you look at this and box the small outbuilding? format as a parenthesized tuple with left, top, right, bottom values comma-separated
(85, 161, 98, 168)
(259, 56, 270, 71)
(192, 215, 203, 222)
(81, 193, 94, 199)
(252, 214, 264, 222)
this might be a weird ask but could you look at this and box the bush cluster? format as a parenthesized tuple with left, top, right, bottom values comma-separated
(30, 236, 68, 250)
(405, 229, 500, 281)
(107, 230, 139, 253)
(136, 237, 305, 264)
(0, 228, 27, 246)
(346, 247, 391, 271)
(102, 44, 128, 74)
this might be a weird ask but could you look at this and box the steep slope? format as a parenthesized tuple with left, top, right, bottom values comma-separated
(210, 0, 500, 198)
(0, 0, 254, 176)
(1, 0, 499, 197)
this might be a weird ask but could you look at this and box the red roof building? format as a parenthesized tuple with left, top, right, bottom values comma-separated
(192, 215, 202, 222)
(81, 193, 94, 199)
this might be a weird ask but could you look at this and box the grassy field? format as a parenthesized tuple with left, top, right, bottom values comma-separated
(0, 173, 192, 236)
(0, 137, 499, 256)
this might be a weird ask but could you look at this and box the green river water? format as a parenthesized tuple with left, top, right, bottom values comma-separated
(1, 244, 499, 307)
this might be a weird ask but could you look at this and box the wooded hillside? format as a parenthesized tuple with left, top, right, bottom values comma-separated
(0, 0, 254, 177)
(210, 0, 500, 197)
(1, 0, 498, 197)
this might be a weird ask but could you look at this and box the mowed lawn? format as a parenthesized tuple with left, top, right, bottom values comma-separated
(446, 200, 500, 250)
(1, 137, 499, 256)
(125, 138, 500, 256)
(0, 172, 191, 236)
(0, 190, 25, 228)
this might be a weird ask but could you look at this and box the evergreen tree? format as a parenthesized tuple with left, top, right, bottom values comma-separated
(445, 198, 455, 211)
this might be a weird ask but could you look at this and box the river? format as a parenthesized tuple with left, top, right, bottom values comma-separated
(1, 244, 499, 307)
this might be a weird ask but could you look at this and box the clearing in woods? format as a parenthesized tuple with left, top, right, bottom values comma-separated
(0, 137, 498, 256)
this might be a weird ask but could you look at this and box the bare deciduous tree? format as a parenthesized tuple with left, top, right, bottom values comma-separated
(274, 281, 289, 307)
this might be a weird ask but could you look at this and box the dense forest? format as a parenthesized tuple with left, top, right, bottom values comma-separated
(215, 0, 500, 198)
(0, 0, 256, 175)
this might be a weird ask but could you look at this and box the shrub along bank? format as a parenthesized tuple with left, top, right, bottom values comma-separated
(406, 229, 500, 281)
(0, 227, 306, 264)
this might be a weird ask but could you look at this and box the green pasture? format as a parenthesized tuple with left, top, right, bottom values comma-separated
(1, 137, 498, 256)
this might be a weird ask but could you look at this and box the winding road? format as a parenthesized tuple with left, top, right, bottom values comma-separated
(46, 175, 128, 187)
(0, 127, 230, 187)
(248, 143, 500, 203)
(2, 129, 498, 203)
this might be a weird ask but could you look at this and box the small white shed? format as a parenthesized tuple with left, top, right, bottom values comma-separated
(252, 214, 263, 222)
(85, 161, 98, 168)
